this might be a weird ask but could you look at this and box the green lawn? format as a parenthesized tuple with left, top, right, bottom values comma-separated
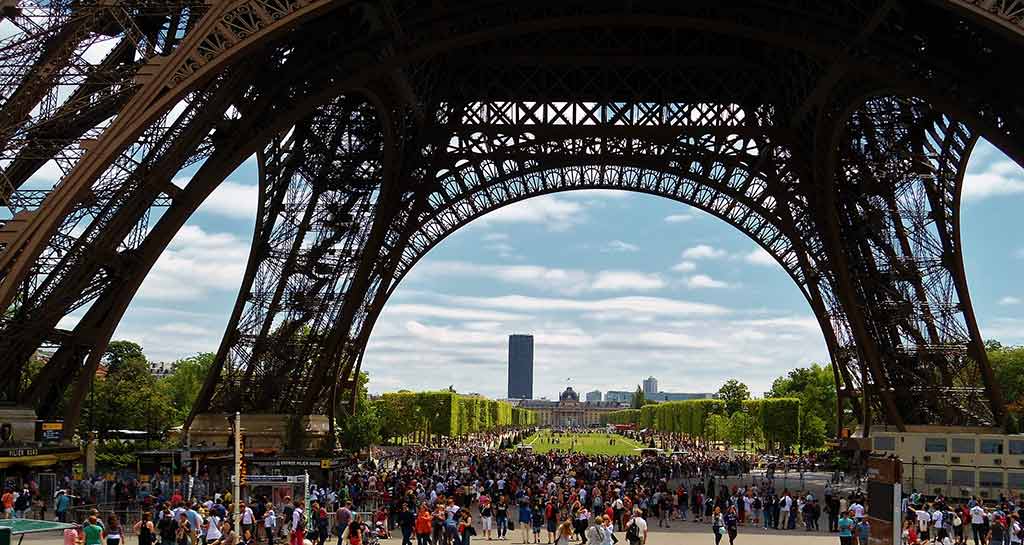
(517, 431, 646, 456)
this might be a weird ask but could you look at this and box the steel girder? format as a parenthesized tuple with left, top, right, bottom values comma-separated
(0, 1, 1020, 432)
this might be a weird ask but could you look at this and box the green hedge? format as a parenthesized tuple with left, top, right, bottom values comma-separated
(375, 391, 535, 439)
(604, 397, 800, 450)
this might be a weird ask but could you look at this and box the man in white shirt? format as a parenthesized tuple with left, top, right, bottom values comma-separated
(932, 508, 946, 542)
(779, 495, 792, 529)
(970, 503, 986, 545)
(241, 502, 255, 538)
(916, 507, 931, 541)
(206, 514, 223, 544)
(850, 501, 865, 521)
(625, 509, 647, 545)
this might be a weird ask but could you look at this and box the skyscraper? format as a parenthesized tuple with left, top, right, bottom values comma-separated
(643, 376, 658, 395)
(585, 390, 603, 402)
(507, 334, 534, 399)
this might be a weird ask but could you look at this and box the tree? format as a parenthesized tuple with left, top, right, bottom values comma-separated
(631, 385, 645, 409)
(706, 414, 730, 443)
(716, 379, 750, 415)
(160, 353, 214, 425)
(768, 363, 839, 437)
(335, 372, 380, 452)
(800, 414, 828, 450)
(987, 341, 1024, 426)
(727, 411, 759, 451)
(105, 340, 146, 373)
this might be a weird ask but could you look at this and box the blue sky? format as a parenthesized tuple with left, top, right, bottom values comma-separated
(43, 139, 1019, 400)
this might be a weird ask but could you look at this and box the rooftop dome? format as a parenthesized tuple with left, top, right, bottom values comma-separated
(560, 387, 580, 402)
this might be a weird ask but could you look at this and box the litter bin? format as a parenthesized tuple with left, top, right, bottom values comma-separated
(0, 525, 11, 545)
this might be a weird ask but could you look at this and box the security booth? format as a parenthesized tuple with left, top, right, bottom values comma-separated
(241, 474, 309, 507)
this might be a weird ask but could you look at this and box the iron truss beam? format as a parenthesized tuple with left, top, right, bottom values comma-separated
(0, 1, 1018, 433)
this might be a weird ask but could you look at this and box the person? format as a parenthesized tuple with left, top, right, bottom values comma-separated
(56, 490, 71, 523)
(495, 498, 509, 541)
(291, 501, 306, 545)
(176, 513, 193, 545)
(135, 512, 157, 545)
(585, 517, 604, 545)
(519, 502, 532, 545)
(555, 520, 572, 545)
(207, 509, 224, 545)
(544, 501, 557, 545)
(399, 504, 416, 545)
(1009, 513, 1021, 545)
(624, 509, 646, 545)
(531, 504, 544, 544)
(261, 505, 276, 545)
(838, 511, 854, 545)
(104, 515, 125, 545)
(724, 506, 738, 545)
(341, 515, 363, 545)
(316, 506, 330, 545)
(970, 502, 986, 545)
(458, 510, 475, 545)
(480, 500, 494, 541)
(218, 520, 239, 545)
(241, 530, 255, 545)
(336, 502, 352, 543)
(856, 518, 870, 545)
(79, 515, 104, 545)
(417, 505, 433, 545)
(159, 510, 178, 545)
(711, 507, 725, 545)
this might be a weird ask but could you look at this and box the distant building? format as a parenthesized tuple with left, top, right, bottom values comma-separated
(646, 392, 715, 402)
(605, 390, 633, 403)
(148, 361, 173, 379)
(585, 390, 603, 402)
(519, 387, 624, 427)
(643, 376, 658, 395)
(507, 334, 534, 399)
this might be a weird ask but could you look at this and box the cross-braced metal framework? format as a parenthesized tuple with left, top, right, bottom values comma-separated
(1, 1, 1022, 437)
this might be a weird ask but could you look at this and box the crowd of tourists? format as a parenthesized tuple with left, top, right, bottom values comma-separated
(19, 429, 1024, 545)
(898, 490, 1024, 545)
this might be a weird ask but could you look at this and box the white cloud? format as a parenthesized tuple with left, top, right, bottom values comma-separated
(386, 303, 532, 322)
(998, 296, 1021, 306)
(447, 293, 729, 316)
(671, 261, 697, 272)
(601, 240, 639, 253)
(137, 225, 249, 300)
(475, 194, 586, 231)
(362, 290, 828, 398)
(962, 159, 1024, 202)
(686, 274, 729, 289)
(681, 244, 727, 260)
(197, 180, 259, 219)
(482, 233, 509, 242)
(590, 271, 664, 291)
(743, 248, 776, 266)
(664, 213, 696, 223)
(412, 261, 667, 294)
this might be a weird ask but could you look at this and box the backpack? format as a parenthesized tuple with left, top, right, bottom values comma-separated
(296, 510, 307, 532)
(625, 522, 640, 543)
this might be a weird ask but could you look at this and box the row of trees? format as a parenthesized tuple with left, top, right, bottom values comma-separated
(375, 391, 536, 444)
(605, 396, 806, 451)
(22, 341, 213, 441)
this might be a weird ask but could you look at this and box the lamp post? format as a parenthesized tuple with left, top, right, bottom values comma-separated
(234, 412, 241, 536)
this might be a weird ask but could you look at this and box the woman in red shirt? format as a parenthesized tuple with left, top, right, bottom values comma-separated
(415, 505, 433, 545)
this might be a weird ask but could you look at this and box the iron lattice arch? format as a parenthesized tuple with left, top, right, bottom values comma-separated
(0, 0, 1021, 434)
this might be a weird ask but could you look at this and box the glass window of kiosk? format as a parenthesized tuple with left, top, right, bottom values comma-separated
(951, 438, 975, 454)
(980, 439, 1004, 454)
(925, 438, 948, 452)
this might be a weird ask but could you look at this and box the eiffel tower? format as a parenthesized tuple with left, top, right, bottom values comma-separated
(0, 1, 1020, 436)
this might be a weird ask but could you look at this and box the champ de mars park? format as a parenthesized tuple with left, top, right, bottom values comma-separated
(3, 2, 1024, 545)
